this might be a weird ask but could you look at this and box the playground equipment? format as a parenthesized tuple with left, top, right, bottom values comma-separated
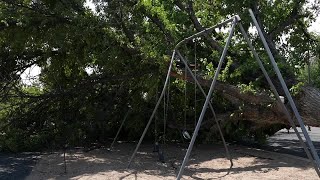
(127, 9, 320, 179)
(108, 108, 131, 150)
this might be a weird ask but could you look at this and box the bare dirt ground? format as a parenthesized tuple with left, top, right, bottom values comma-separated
(26, 143, 318, 180)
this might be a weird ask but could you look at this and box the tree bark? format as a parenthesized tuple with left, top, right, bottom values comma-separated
(170, 71, 320, 128)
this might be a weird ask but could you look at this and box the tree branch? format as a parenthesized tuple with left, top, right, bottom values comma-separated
(169, 71, 273, 105)
(147, 13, 175, 44)
(174, 0, 223, 52)
(1, 0, 71, 22)
(268, 1, 306, 39)
(251, 2, 277, 57)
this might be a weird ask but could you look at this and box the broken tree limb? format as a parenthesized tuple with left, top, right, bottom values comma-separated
(169, 70, 320, 127)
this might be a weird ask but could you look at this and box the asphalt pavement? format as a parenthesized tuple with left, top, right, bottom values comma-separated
(0, 152, 40, 180)
(265, 127, 320, 158)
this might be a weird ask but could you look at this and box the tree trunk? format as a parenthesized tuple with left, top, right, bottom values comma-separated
(296, 86, 320, 127)
(170, 71, 320, 128)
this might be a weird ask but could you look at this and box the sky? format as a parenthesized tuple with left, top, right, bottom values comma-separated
(20, 1, 320, 85)
(309, 17, 320, 34)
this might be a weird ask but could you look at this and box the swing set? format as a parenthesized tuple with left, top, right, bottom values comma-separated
(112, 9, 320, 180)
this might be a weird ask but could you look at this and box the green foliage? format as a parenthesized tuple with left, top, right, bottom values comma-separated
(290, 82, 305, 96)
(296, 34, 320, 89)
(237, 82, 257, 95)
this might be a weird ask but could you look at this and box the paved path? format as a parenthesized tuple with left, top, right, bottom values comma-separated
(265, 127, 320, 158)
(0, 153, 40, 180)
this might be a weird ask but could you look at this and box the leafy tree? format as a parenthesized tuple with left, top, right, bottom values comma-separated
(0, 0, 320, 151)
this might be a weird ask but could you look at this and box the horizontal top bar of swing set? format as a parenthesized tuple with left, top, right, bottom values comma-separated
(174, 15, 240, 49)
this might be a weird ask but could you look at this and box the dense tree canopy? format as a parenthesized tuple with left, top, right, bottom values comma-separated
(0, 0, 320, 152)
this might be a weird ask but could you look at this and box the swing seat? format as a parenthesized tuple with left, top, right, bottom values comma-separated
(153, 142, 159, 152)
(182, 130, 191, 140)
(158, 150, 165, 163)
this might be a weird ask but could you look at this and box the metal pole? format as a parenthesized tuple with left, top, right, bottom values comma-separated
(176, 51, 233, 167)
(109, 109, 130, 150)
(176, 17, 238, 180)
(175, 18, 234, 49)
(308, 41, 311, 85)
(127, 50, 176, 168)
(194, 41, 197, 128)
(238, 22, 320, 176)
(249, 8, 320, 171)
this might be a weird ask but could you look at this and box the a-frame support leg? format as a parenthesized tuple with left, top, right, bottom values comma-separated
(176, 51, 233, 167)
(127, 18, 236, 169)
(249, 9, 320, 174)
(109, 109, 130, 150)
(238, 21, 320, 176)
(127, 50, 176, 168)
(176, 17, 238, 180)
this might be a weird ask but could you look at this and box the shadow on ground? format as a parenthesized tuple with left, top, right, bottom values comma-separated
(4, 127, 320, 180)
(0, 152, 40, 180)
(26, 142, 316, 180)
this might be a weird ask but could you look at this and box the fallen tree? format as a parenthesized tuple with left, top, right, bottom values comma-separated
(170, 71, 320, 128)
(1, 0, 320, 151)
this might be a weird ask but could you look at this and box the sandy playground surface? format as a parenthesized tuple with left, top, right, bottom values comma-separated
(26, 143, 318, 180)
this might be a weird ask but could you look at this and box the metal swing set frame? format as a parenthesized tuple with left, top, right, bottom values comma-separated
(125, 9, 320, 180)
